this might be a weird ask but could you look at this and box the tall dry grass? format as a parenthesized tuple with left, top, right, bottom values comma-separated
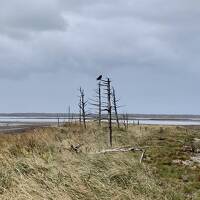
(0, 123, 183, 200)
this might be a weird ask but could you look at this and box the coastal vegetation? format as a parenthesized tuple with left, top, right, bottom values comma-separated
(0, 123, 200, 199)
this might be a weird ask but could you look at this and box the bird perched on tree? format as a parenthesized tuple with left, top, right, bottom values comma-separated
(96, 75, 102, 81)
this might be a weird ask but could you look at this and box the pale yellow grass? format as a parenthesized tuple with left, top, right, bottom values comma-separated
(0, 123, 182, 200)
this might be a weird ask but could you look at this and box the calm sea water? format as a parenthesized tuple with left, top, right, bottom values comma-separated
(0, 117, 200, 126)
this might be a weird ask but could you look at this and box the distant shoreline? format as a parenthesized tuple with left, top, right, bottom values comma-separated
(0, 113, 199, 120)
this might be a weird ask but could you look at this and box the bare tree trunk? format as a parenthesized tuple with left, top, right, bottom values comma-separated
(107, 78, 112, 147)
(68, 106, 71, 124)
(112, 87, 120, 129)
(89, 82, 102, 126)
(123, 114, 127, 130)
(80, 87, 87, 129)
(126, 113, 129, 130)
(82, 94, 86, 129)
(122, 114, 129, 130)
(71, 113, 74, 124)
(57, 113, 60, 127)
(79, 98, 82, 125)
(98, 82, 102, 126)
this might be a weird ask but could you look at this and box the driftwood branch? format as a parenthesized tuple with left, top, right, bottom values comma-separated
(92, 146, 146, 163)
(140, 150, 146, 163)
(94, 147, 144, 154)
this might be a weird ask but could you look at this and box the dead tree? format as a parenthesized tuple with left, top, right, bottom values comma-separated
(57, 113, 60, 127)
(126, 113, 129, 129)
(122, 113, 129, 130)
(101, 78, 112, 147)
(98, 82, 102, 126)
(95, 75, 122, 147)
(122, 114, 127, 130)
(90, 82, 102, 126)
(71, 113, 76, 124)
(68, 106, 71, 124)
(79, 87, 87, 129)
(79, 97, 82, 125)
(107, 78, 112, 147)
(112, 87, 120, 129)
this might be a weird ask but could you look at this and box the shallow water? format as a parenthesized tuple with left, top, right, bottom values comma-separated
(132, 120, 200, 126)
(0, 117, 200, 126)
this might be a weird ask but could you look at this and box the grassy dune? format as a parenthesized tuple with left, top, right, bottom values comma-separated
(0, 123, 199, 199)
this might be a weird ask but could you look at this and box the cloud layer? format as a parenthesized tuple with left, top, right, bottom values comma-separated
(0, 0, 199, 76)
(0, 0, 199, 113)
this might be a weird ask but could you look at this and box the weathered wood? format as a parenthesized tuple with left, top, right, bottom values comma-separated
(140, 150, 146, 163)
(98, 82, 102, 126)
(107, 78, 112, 147)
(68, 106, 71, 124)
(112, 87, 120, 129)
(57, 113, 60, 127)
(126, 113, 129, 129)
(89, 82, 102, 126)
(79, 87, 87, 129)
(94, 147, 143, 154)
(92, 146, 146, 163)
(123, 114, 128, 130)
(79, 97, 82, 125)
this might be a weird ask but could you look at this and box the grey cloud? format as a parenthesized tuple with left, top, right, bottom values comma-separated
(0, 0, 197, 74)
(0, 0, 199, 113)
(0, 0, 67, 39)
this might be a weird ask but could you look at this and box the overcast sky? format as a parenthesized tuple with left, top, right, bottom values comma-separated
(0, 0, 199, 114)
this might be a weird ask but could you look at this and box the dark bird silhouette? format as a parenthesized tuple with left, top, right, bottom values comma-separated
(96, 75, 102, 81)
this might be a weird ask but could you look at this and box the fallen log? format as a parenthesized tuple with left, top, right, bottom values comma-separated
(93, 147, 144, 154)
(91, 147, 146, 163)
